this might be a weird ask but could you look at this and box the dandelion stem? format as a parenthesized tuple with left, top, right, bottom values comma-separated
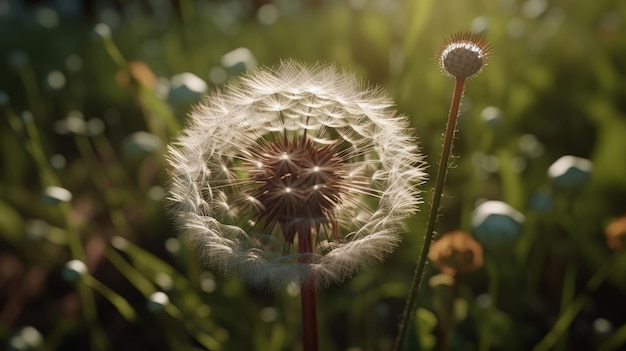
(299, 224, 319, 351)
(438, 276, 461, 351)
(393, 77, 465, 351)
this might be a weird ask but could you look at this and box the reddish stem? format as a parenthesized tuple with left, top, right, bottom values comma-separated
(438, 276, 461, 351)
(392, 77, 466, 351)
(298, 224, 319, 351)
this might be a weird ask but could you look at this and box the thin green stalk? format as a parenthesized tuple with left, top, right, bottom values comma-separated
(598, 322, 626, 351)
(393, 77, 466, 351)
(479, 260, 500, 351)
(99, 29, 127, 69)
(438, 276, 460, 351)
(104, 248, 156, 297)
(96, 29, 180, 136)
(555, 258, 577, 351)
(22, 113, 59, 187)
(162, 302, 222, 350)
(179, 0, 195, 27)
(7, 81, 106, 350)
(84, 275, 137, 321)
(20, 115, 106, 350)
(16, 63, 45, 118)
(73, 133, 134, 236)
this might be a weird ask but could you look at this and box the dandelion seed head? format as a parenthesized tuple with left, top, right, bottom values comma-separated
(167, 60, 426, 290)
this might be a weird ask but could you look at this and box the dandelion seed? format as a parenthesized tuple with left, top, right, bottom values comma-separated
(167, 60, 426, 290)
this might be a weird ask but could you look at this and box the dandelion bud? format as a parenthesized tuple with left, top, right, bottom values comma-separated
(480, 106, 503, 128)
(0, 90, 9, 106)
(41, 186, 72, 204)
(167, 72, 208, 109)
(547, 155, 593, 189)
(147, 291, 170, 313)
(122, 131, 163, 156)
(437, 32, 492, 79)
(167, 60, 426, 290)
(7, 326, 43, 351)
(471, 200, 524, 252)
(593, 318, 613, 336)
(62, 260, 88, 282)
(54, 111, 86, 135)
(94, 23, 112, 39)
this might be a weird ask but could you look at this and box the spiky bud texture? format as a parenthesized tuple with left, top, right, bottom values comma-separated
(437, 32, 493, 79)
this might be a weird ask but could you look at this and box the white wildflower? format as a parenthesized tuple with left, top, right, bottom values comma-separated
(167, 60, 426, 290)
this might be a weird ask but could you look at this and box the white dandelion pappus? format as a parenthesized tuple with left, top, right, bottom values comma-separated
(167, 60, 426, 290)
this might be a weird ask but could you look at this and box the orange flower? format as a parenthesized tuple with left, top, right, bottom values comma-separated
(605, 215, 626, 251)
(428, 230, 484, 276)
(116, 61, 156, 89)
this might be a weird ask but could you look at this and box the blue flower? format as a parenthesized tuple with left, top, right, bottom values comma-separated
(471, 200, 525, 252)
(548, 155, 593, 189)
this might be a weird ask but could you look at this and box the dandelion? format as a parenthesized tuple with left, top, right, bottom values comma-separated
(393, 32, 492, 351)
(167, 60, 425, 288)
(167, 60, 425, 350)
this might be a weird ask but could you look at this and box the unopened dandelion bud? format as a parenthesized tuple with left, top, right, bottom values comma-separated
(471, 200, 524, 253)
(0, 91, 10, 106)
(437, 32, 492, 79)
(547, 155, 593, 189)
(8, 326, 43, 351)
(41, 186, 72, 204)
(122, 131, 163, 156)
(94, 23, 112, 39)
(62, 260, 88, 282)
(167, 72, 208, 109)
(147, 291, 170, 313)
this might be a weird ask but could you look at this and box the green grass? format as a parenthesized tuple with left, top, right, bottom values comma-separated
(1, 0, 626, 350)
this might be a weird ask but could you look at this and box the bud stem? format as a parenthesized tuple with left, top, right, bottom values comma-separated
(298, 224, 319, 351)
(393, 77, 466, 350)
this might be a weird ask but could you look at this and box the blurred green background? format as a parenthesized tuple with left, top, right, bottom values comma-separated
(1, 0, 626, 350)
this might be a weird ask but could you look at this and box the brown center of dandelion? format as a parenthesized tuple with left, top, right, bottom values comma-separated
(245, 137, 345, 243)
